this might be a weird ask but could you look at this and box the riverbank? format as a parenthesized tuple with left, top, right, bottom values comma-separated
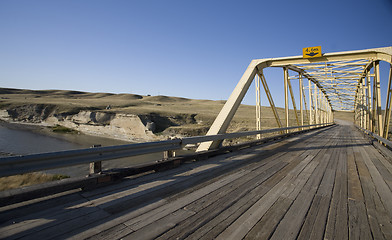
(0, 120, 132, 151)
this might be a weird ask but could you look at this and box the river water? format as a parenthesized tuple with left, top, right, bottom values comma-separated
(0, 123, 190, 177)
(0, 125, 82, 155)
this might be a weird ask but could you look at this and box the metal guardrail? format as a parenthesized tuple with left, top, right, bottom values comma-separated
(356, 125, 392, 149)
(0, 123, 333, 177)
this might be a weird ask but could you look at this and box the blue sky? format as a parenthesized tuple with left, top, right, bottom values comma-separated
(1, 0, 391, 107)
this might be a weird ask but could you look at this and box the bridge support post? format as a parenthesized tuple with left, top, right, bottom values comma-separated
(363, 80, 367, 129)
(315, 87, 319, 125)
(287, 75, 300, 129)
(89, 144, 102, 175)
(255, 74, 262, 139)
(319, 88, 322, 125)
(359, 83, 364, 128)
(367, 70, 372, 131)
(284, 67, 289, 133)
(309, 80, 313, 128)
(382, 64, 392, 139)
(375, 61, 383, 136)
(299, 73, 304, 130)
(361, 83, 364, 128)
(163, 150, 175, 160)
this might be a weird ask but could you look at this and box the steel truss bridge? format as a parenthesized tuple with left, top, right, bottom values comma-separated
(1, 47, 392, 239)
(198, 46, 392, 151)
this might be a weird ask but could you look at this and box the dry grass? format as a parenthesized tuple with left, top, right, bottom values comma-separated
(0, 173, 69, 191)
(333, 111, 354, 122)
(0, 87, 298, 134)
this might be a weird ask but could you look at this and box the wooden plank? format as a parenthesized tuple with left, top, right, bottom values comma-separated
(122, 169, 247, 231)
(178, 134, 318, 212)
(245, 145, 336, 239)
(0, 196, 93, 238)
(118, 129, 329, 238)
(58, 199, 167, 240)
(90, 136, 308, 215)
(0, 203, 104, 239)
(128, 125, 330, 238)
(373, 148, 392, 178)
(6, 125, 388, 240)
(0, 191, 83, 225)
(353, 127, 392, 238)
(87, 152, 286, 240)
(191, 128, 334, 239)
(189, 149, 317, 239)
(265, 134, 338, 240)
(293, 138, 340, 239)
(122, 209, 195, 240)
(347, 134, 372, 240)
(155, 161, 288, 239)
(324, 132, 348, 240)
(363, 144, 392, 193)
(96, 159, 257, 214)
(359, 146, 392, 217)
(355, 150, 392, 239)
(85, 224, 131, 240)
(39, 130, 323, 239)
(18, 208, 111, 240)
(215, 154, 319, 239)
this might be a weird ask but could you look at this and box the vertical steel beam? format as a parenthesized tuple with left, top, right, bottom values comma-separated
(354, 92, 357, 125)
(255, 74, 262, 139)
(363, 80, 367, 129)
(284, 67, 289, 133)
(383, 64, 392, 139)
(320, 94, 324, 125)
(287, 78, 300, 127)
(299, 73, 304, 130)
(361, 81, 364, 128)
(309, 80, 313, 127)
(360, 82, 363, 128)
(318, 88, 322, 125)
(372, 64, 377, 133)
(324, 98, 327, 125)
(302, 79, 309, 124)
(367, 71, 372, 131)
(315, 87, 318, 125)
(323, 97, 326, 125)
(375, 61, 383, 136)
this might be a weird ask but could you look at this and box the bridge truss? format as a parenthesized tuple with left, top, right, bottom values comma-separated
(197, 47, 392, 151)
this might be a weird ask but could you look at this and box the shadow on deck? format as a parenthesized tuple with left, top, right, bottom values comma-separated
(1, 123, 392, 239)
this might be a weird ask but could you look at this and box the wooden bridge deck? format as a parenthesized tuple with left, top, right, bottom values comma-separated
(2, 123, 392, 239)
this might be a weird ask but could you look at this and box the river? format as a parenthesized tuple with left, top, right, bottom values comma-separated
(0, 122, 190, 177)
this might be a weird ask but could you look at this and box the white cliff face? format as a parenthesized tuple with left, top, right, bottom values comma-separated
(1, 109, 157, 142)
(53, 111, 156, 142)
(0, 110, 10, 121)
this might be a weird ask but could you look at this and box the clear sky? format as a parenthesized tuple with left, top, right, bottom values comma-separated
(1, 0, 391, 107)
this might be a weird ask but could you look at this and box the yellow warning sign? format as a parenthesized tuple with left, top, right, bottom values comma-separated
(303, 46, 322, 58)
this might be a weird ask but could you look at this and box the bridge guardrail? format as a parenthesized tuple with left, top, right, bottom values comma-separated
(0, 123, 333, 178)
(356, 125, 392, 149)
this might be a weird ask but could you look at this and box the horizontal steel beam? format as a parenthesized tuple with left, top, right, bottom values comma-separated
(0, 123, 332, 177)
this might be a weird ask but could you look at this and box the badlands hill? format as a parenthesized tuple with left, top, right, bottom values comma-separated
(0, 87, 344, 142)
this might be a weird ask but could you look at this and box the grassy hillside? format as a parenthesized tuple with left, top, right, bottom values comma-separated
(0, 88, 305, 136)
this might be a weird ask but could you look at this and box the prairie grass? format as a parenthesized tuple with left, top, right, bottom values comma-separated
(0, 173, 69, 191)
